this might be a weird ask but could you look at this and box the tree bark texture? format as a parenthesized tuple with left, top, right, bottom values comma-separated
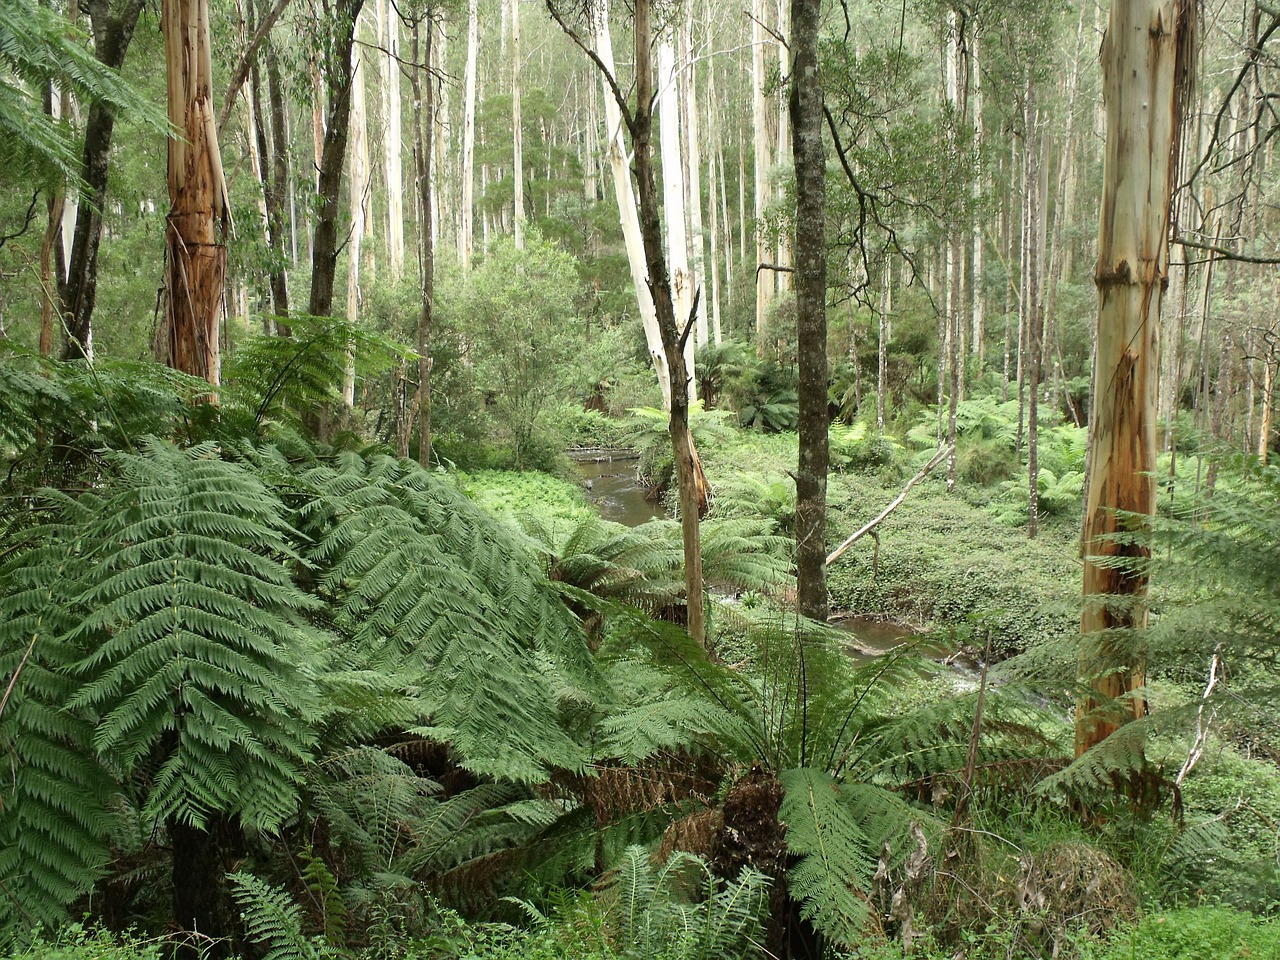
(58, 0, 148, 361)
(791, 0, 828, 623)
(159, 0, 230, 388)
(411, 16, 434, 468)
(1076, 0, 1196, 758)
(631, 0, 707, 647)
(309, 0, 365, 319)
(460, 0, 478, 268)
(591, 10, 671, 406)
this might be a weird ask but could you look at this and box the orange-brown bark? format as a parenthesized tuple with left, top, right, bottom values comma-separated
(1076, 0, 1196, 757)
(159, 0, 228, 390)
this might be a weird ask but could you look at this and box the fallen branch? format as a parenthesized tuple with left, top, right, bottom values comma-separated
(1175, 645, 1224, 787)
(825, 444, 952, 566)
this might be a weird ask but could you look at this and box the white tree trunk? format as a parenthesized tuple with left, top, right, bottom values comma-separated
(512, 0, 525, 249)
(681, 9, 708, 347)
(379, 0, 405, 277)
(659, 38, 696, 401)
(773, 0, 791, 296)
(345, 32, 370, 406)
(752, 0, 773, 352)
(593, 10, 671, 406)
(1076, 0, 1196, 757)
(460, 0, 478, 269)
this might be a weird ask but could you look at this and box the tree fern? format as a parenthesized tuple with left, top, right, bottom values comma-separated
(65, 440, 323, 830)
(220, 314, 408, 436)
(604, 845, 769, 960)
(779, 768, 875, 948)
(0, 515, 117, 933)
(297, 451, 598, 782)
(229, 872, 327, 960)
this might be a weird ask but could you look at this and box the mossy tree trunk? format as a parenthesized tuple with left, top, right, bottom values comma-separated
(791, 0, 828, 623)
(1076, 0, 1197, 757)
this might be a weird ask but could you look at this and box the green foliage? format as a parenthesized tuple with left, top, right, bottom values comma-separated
(602, 846, 769, 960)
(830, 422, 900, 473)
(825, 478, 1079, 657)
(298, 451, 597, 783)
(460, 469, 595, 525)
(779, 769, 874, 946)
(442, 234, 583, 468)
(0, 440, 323, 932)
(0, 925, 167, 960)
(623, 403, 734, 493)
(221, 314, 409, 438)
(67, 440, 322, 829)
(711, 472, 796, 534)
(0, 0, 162, 189)
(229, 872, 326, 960)
(1079, 907, 1280, 960)
(991, 468, 1085, 526)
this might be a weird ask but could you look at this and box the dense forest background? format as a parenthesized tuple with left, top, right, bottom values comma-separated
(2, 0, 1280, 958)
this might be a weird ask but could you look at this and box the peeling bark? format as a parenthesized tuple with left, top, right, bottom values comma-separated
(158, 0, 230, 389)
(1076, 0, 1197, 757)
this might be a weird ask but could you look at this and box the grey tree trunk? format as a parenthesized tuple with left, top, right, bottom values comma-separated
(59, 0, 148, 361)
(309, 0, 366, 319)
(791, 0, 828, 622)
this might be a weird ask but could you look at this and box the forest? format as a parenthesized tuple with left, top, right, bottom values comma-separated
(1, 0, 1279, 957)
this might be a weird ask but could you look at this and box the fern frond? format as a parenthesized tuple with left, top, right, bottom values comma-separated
(301, 453, 599, 782)
(0, 514, 117, 932)
(779, 768, 874, 949)
(229, 872, 325, 960)
(63, 440, 323, 830)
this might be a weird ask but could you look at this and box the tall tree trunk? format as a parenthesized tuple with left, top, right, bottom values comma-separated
(752, 0, 773, 354)
(629, 0, 706, 646)
(309, 0, 367, 319)
(681, 7, 708, 348)
(792, 0, 827, 623)
(344, 28, 370, 405)
(1260, 355, 1275, 463)
(380, 0, 405, 276)
(1026, 96, 1045, 538)
(971, 30, 984, 368)
(264, 37, 292, 327)
(592, 10, 670, 405)
(59, 0, 148, 361)
(460, 0, 478, 268)
(772, 0, 791, 297)
(659, 37, 696, 402)
(411, 15, 434, 468)
(1076, 0, 1196, 758)
(512, 0, 524, 249)
(158, 0, 229, 389)
(40, 61, 72, 356)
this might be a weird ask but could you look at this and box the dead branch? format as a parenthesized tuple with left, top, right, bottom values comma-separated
(825, 443, 953, 566)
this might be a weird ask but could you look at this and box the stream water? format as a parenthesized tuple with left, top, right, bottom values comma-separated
(569, 453, 970, 678)
(571, 451, 667, 526)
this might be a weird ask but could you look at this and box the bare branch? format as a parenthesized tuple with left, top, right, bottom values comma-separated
(826, 444, 953, 566)
(544, 1, 636, 138)
(1175, 232, 1280, 264)
(217, 0, 294, 137)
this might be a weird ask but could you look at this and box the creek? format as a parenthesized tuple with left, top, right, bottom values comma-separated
(570, 453, 974, 681)
(571, 450, 666, 526)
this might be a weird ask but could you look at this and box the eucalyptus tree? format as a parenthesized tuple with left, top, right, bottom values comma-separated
(1076, 0, 1198, 758)
(548, 0, 709, 647)
(791, 0, 828, 622)
(156, 0, 229, 388)
(309, 0, 367, 319)
(57, 0, 149, 362)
